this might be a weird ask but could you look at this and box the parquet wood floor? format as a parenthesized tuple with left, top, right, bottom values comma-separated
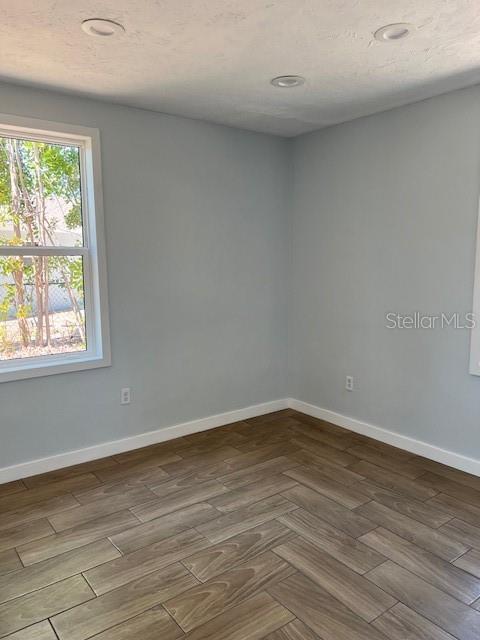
(1, 409, 480, 639)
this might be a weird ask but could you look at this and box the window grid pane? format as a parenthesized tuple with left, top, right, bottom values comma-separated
(0, 255, 86, 361)
(0, 135, 83, 248)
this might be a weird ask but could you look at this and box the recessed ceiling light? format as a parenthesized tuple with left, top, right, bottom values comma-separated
(374, 23, 413, 42)
(81, 18, 125, 37)
(271, 75, 305, 88)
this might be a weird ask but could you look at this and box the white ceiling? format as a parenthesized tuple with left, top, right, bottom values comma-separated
(2, 0, 480, 136)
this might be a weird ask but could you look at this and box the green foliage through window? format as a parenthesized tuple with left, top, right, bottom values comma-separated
(0, 136, 86, 360)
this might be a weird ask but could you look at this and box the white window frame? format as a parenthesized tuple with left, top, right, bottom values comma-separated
(0, 114, 111, 383)
(470, 201, 480, 376)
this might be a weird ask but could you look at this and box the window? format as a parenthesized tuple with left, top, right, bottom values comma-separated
(0, 114, 110, 382)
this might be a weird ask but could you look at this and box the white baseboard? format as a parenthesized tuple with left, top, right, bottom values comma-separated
(288, 398, 480, 477)
(4, 395, 479, 483)
(0, 399, 288, 483)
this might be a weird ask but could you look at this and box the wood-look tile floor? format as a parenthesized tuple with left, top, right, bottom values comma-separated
(2, 410, 480, 639)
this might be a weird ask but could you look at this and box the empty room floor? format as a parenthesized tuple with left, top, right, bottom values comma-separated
(1, 410, 480, 639)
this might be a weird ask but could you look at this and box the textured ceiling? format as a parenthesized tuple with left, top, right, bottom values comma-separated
(2, 0, 480, 136)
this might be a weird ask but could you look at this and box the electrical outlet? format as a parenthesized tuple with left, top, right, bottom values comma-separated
(345, 376, 354, 391)
(121, 387, 131, 405)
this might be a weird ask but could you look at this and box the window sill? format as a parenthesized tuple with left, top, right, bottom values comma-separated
(0, 352, 111, 383)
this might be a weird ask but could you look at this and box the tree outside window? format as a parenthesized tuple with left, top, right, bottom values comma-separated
(0, 136, 86, 360)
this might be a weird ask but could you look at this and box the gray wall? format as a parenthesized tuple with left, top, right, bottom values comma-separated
(0, 82, 290, 468)
(4, 79, 480, 469)
(290, 85, 480, 458)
